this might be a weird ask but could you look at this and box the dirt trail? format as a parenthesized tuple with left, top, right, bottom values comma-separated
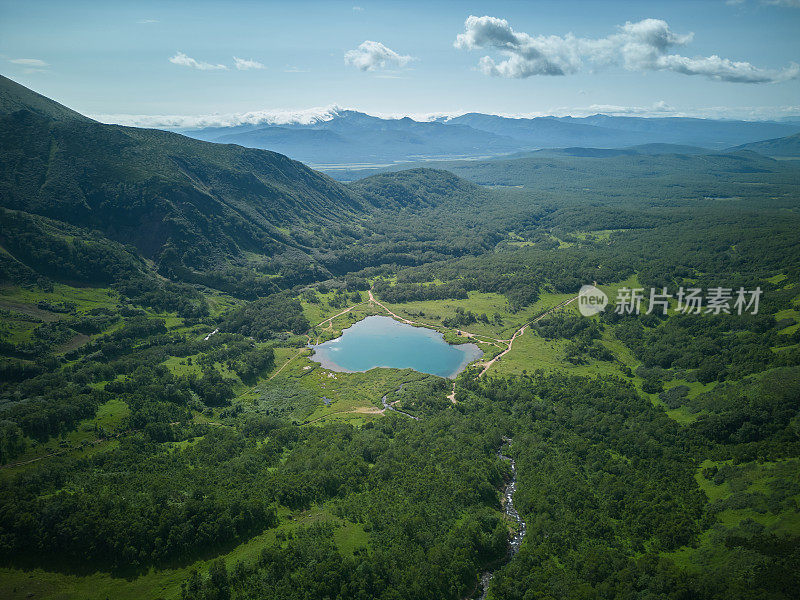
(316, 302, 365, 331)
(368, 290, 415, 325)
(476, 295, 578, 378)
(368, 287, 579, 386)
(268, 348, 305, 380)
(269, 303, 370, 382)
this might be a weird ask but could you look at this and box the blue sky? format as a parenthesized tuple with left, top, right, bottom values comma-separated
(1, 0, 798, 124)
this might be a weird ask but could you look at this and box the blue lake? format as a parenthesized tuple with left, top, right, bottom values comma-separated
(310, 316, 483, 378)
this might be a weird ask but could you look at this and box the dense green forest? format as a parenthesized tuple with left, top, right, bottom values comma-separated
(1, 76, 799, 600)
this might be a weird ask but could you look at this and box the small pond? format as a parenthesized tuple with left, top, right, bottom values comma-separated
(309, 316, 483, 378)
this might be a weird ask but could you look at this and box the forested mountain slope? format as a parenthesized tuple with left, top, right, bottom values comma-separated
(0, 75, 369, 276)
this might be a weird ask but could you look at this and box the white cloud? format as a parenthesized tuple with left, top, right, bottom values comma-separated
(352, 6, 364, 11)
(455, 15, 799, 83)
(137, 19, 159, 24)
(454, 15, 582, 77)
(233, 56, 265, 70)
(169, 51, 228, 71)
(284, 66, 309, 73)
(9, 58, 48, 67)
(659, 54, 799, 83)
(344, 40, 414, 71)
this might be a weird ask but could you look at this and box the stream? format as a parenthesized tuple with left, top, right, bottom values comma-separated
(381, 384, 419, 420)
(476, 439, 525, 599)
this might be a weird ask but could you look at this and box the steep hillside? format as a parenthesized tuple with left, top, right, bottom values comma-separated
(0, 75, 370, 280)
(0, 74, 92, 123)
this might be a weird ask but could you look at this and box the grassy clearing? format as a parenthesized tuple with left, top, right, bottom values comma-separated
(204, 290, 241, 317)
(307, 302, 382, 344)
(490, 330, 624, 380)
(0, 283, 119, 313)
(775, 307, 800, 335)
(162, 354, 205, 378)
(574, 228, 631, 242)
(94, 397, 130, 431)
(260, 346, 435, 424)
(659, 379, 716, 424)
(380, 290, 576, 341)
(300, 290, 366, 327)
(486, 278, 637, 380)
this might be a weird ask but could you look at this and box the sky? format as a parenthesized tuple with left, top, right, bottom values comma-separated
(1, 0, 799, 126)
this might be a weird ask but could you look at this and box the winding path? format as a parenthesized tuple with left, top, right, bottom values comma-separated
(367, 288, 579, 379)
(268, 348, 305, 380)
(269, 301, 369, 382)
(316, 302, 365, 331)
(476, 295, 579, 378)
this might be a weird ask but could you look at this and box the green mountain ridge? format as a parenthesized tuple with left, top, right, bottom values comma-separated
(0, 75, 491, 297)
(0, 75, 372, 283)
(731, 132, 800, 157)
(0, 75, 93, 123)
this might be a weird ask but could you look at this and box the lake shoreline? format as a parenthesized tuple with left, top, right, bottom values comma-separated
(309, 315, 483, 378)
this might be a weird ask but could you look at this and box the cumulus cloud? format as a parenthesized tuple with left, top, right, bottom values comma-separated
(454, 15, 582, 76)
(169, 51, 228, 71)
(234, 57, 265, 70)
(658, 54, 799, 83)
(344, 41, 413, 71)
(455, 16, 798, 83)
(9, 58, 48, 67)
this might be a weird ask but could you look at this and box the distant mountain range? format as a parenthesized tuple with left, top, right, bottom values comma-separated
(177, 109, 800, 166)
(180, 110, 523, 165)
